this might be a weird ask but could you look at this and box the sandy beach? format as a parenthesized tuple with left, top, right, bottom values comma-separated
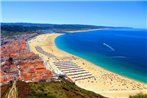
(65, 28, 106, 33)
(28, 33, 147, 98)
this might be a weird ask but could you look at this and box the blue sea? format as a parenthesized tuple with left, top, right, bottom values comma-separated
(55, 28, 147, 83)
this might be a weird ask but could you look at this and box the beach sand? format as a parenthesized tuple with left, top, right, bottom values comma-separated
(28, 33, 147, 98)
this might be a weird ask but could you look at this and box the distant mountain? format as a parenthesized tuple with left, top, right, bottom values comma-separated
(1, 22, 133, 29)
(1, 22, 111, 28)
(1, 22, 135, 37)
(1, 23, 52, 27)
(1, 22, 111, 32)
(1, 22, 113, 36)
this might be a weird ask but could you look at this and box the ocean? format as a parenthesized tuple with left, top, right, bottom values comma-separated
(55, 28, 147, 83)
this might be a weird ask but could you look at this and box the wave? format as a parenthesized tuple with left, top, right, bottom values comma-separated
(103, 42, 115, 51)
(105, 56, 127, 59)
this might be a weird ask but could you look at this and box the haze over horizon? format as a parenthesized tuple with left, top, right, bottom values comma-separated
(1, 1, 147, 28)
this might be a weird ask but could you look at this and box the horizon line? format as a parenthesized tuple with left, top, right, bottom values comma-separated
(2, 22, 146, 29)
(2, 0, 145, 2)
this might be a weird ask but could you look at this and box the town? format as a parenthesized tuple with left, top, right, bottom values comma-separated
(1, 33, 52, 85)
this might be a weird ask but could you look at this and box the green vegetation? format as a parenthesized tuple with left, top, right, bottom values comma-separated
(1, 31, 28, 37)
(1, 83, 12, 98)
(1, 23, 109, 37)
(1, 25, 45, 32)
(129, 94, 147, 98)
(16, 78, 105, 98)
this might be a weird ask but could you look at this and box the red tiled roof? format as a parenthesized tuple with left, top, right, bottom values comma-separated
(1, 38, 52, 83)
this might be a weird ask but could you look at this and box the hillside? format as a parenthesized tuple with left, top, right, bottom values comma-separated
(1, 23, 111, 37)
(1, 78, 105, 98)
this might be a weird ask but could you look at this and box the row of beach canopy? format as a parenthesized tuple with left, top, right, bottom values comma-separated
(54, 61, 94, 81)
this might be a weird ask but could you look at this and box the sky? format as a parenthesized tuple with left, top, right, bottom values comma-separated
(1, 1, 147, 28)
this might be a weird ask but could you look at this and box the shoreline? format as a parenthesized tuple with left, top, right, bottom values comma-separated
(55, 32, 146, 84)
(28, 33, 147, 98)
(57, 51, 146, 84)
(65, 28, 108, 33)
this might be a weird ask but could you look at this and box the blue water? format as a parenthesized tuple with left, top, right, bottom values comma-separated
(55, 28, 147, 83)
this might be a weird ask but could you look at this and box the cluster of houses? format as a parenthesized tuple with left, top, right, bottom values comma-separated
(0, 34, 53, 85)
